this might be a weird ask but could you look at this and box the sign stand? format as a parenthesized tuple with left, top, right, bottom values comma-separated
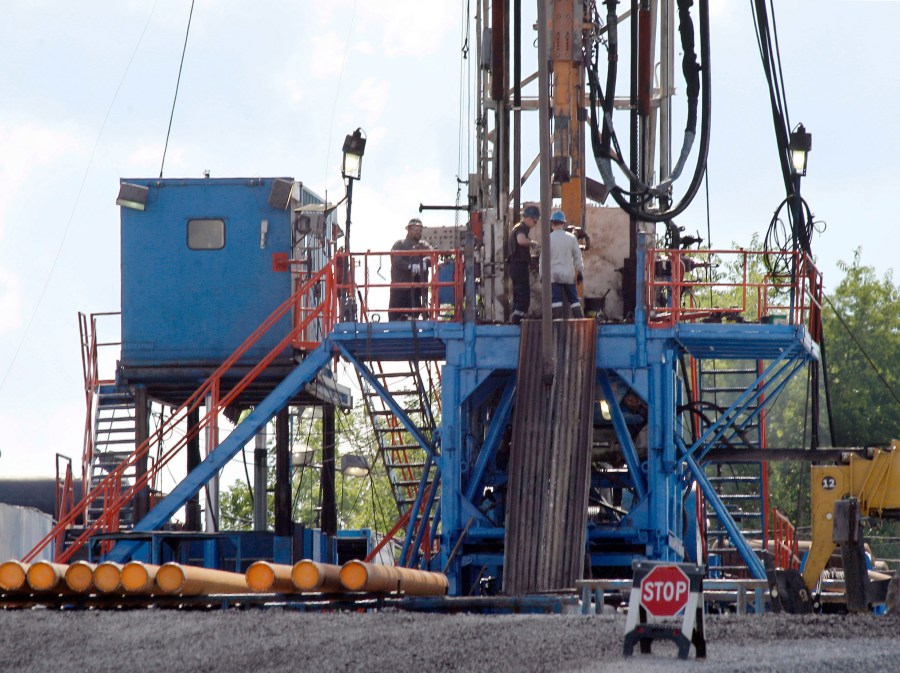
(623, 560, 706, 660)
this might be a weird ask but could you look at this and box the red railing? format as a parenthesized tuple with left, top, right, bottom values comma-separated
(291, 249, 465, 349)
(646, 248, 823, 334)
(771, 507, 801, 571)
(25, 261, 340, 563)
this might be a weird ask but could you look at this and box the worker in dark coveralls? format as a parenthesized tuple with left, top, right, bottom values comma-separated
(390, 218, 433, 320)
(508, 204, 540, 324)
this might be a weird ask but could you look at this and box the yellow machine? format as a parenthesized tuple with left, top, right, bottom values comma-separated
(803, 440, 900, 593)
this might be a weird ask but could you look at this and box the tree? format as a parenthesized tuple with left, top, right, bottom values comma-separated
(766, 249, 900, 533)
(218, 402, 399, 536)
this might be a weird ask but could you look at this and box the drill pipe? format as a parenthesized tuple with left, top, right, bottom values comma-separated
(64, 561, 96, 593)
(93, 562, 124, 593)
(120, 561, 162, 594)
(291, 560, 343, 592)
(155, 563, 249, 596)
(0, 560, 29, 592)
(245, 561, 296, 593)
(26, 561, 70, 592)
(339, 561, 448, 596)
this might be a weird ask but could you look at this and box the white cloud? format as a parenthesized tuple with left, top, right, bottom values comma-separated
(349, 76, 390, 125)
(0, 121, 84, 239)
(0, 268, 22, 335)
(362, 2, 458, 57)
(310, 31, 349, 79)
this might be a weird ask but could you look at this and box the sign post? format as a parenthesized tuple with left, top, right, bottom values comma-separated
(623, 560, 706, 660)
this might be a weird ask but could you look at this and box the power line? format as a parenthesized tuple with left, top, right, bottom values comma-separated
(0, 1, 160, 396)
(159, 0, 196, 178)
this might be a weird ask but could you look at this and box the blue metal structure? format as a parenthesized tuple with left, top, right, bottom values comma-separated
(86, 177, 819, 595)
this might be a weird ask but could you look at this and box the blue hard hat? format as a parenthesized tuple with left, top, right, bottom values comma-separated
(550, 210, 567, 223)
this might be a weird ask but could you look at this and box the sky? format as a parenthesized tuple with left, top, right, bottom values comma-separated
(0, 1, 897, 480)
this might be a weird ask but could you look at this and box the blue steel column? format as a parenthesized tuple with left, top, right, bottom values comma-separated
(439, 362, 461, 593)
(646, 353, 682, 561)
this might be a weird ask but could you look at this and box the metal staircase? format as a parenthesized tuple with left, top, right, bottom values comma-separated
(85, 385, 138, 529)
(696, 358, 769, 576)
(358, 360, 440, 517)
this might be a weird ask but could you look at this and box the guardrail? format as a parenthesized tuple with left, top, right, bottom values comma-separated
(646, 248, 822, 334)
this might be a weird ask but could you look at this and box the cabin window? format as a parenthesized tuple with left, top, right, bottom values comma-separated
(187, 219, 225, 250)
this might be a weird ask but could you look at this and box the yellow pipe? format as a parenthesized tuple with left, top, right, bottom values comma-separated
(0, 560, 29, 592)
(245, 561, 296, 593)
(64, 561, 96, 593)
(339, 561, 448, 596)
(93, 562, 124, 593)
(155, 563, 249, 596)
(120, 561, 161, 594)
(26, 561, 69, 592)
(291, 560, 343, 593)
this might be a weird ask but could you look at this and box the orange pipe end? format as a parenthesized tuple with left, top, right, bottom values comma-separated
(121, 561, 160, 594)
(64, 561, 96, 593)
(0, 560, 29, 592)
(291, 560, 343, 592)
(339, 560, 371, 592)
(27, 561, 68, 592)
(93, 562, 124, 593)
(246, 561, 295, 593)
(155, 563, 186, 594)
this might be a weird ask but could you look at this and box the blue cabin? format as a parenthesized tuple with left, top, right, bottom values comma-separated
(116, 176, 334, 406)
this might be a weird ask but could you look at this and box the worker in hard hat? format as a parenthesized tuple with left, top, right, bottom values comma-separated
(390, 217, 433, 320)
(548, 210, 585, 319)
(507, 204, 540, 324)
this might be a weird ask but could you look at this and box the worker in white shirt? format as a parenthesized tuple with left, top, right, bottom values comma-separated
(548, 210, 585, 319)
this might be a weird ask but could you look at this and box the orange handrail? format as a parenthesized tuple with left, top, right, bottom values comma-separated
(25, 260, 339, 563)
(771, 507, 801, 571)
(646, 248, 822, 333)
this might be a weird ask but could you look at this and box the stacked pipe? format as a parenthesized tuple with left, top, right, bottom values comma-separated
(0, 558, 448, 600)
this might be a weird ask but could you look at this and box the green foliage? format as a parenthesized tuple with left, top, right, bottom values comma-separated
(217, 403, 400, 536)
(822, 250, 900, 446)
(765, 249, 900, 530)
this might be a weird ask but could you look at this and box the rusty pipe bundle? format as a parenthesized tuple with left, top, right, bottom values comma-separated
(0, 560, 29, 592)
(291, 560, 343, 592)
(120, 561, 161, 594)
(155, 563, 249, 596)
(245, 561, 295, 593)
(64, 561, 96, 593)
(339, 561, 448, 596)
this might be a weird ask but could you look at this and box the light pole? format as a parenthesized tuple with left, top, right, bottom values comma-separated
(341, 128, 366, 321)
(789, 123, 817, 449)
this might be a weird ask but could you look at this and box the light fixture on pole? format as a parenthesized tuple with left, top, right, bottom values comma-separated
(340, 453, 371, 478)
(789, 124, 812, 176)
(340, 128, 366, 322)
(341, 128, 367, 181)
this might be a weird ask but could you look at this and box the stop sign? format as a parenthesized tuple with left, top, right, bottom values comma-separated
(640, 565, 690, 617)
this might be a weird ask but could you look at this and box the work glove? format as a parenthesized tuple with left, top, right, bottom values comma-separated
(411, 263, 421, 275)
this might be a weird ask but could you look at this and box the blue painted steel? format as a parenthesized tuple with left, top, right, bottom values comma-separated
(399, 453, 435, 566)
(464, 379, 515, 502)
(406, 464, 442, 569)
(104, 342, 335, 562)
(119, 177, 320, 367)
(597, 374, 647, 500)
(680, 442, 767, 579)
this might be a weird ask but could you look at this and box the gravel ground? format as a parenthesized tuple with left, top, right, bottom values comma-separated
(1, 610, 898, 673)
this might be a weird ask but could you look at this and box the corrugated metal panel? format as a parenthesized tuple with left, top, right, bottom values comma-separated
(503, 319, 597, 594)
(0, 503, 53, 561)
